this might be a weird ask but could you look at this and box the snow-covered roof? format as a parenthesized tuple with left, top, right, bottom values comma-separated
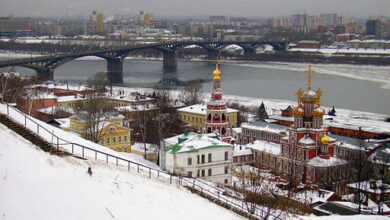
(329, 134, 378, 151)
(231, 127, 242, 134)
(347, 180, 390, 194)
(164, 132, 232, 154)
(368, 144, 390, 165)
(115, 103, 158, 112)
(307, 156, 347, 167)
(233, 145, 253, 157)
(245, 140, 281, 155)
(35, 82, 92, 92)
(38, 106, 74, 115)
(299, 136, 315, 145)
(242, 120, 288, 134)
(177, 104, 239, 115)
(57, 95, 85, 102)
(324, 115, 390, 135)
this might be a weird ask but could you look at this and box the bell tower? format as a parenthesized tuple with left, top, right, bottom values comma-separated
(205, 61, 230, 142)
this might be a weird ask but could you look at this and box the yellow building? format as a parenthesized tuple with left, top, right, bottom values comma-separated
(144, 13, 151, 26)
(177, 104, 239, 132)
(96, 13, 104, 33)
(63, 112, 132, 152)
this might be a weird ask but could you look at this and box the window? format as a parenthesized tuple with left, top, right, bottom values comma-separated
(224, 179, 228, 184)
(118, 136, 122, 143)
(124, 147, 127, 152)
(208, 169, 212, 176)
(201, 154, 205, 163)
(188, 157, 192, 165)
(197, 155, 200, 164)
(197, 170, 200, 177)
(208, 153, 212, 162)
(124, 136, 128, 142)
(201, 169, 205, 177)
(225, 152, 228, 160)
(106, 137, 110, 144)
(118, 147, 121, 152)
(225, 166, 229, 174)
(188, 171, 192, 178)
(113, 137, 117, 143)
(100, 138, 104, 145)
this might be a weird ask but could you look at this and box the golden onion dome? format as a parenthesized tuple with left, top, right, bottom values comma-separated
(320, 133, 330, 145)
(292, 106, 304, 118)
(213, 61, 221, 79)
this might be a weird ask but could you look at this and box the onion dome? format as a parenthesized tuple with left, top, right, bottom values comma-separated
(302, 89, 317, 103)
(292, 106, 304, 118)
(320, 133, 330, 145)
(213, 61, 221, 79)
(313, 107, 325, 118)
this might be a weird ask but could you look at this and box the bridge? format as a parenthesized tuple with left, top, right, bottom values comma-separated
(0, 40, 287, 84)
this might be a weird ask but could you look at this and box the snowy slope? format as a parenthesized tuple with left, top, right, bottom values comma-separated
(0, 123, 244, 220)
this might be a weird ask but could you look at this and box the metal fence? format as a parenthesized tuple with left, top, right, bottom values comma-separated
(4, 103, 283, 220)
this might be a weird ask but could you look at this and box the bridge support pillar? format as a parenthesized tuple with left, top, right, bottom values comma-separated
(37, 68, 54, 81)
(107, 59, 123, 84)
(244, 48, 256, 57)
(207, 50, 218, 60)
(163, 51, 177, 69)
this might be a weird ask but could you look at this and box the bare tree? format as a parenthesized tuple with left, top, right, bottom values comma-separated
(179, 80, 203, 105)
(234, 165, 311, 220)
(87, 72, 108, 95)
(0, 72, 28, 103)
(74, 95, 113, 143)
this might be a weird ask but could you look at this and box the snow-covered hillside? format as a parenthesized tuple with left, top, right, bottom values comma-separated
(0, 123, 243, 220)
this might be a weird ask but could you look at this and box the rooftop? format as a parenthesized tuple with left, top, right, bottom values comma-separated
(245, 140, 281, 155)
(163, 132, 232, 154)
(307, 155, 347, 167)
(178, 104, 239, 115)
(242, 120, 288, 134)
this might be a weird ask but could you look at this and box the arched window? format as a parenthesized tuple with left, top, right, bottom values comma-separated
(222, 114, 226, 121)
(208, 114, 211, 121)
(222, 128, 226, 135)
(207, 127, 212, 133)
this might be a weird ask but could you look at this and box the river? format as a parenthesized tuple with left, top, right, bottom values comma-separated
(7, 58, 390, 115)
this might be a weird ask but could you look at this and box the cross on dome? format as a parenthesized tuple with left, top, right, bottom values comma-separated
(304, 65, 315, 88)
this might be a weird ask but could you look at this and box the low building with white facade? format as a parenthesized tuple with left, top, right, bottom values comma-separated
(159, 132, 233, 184)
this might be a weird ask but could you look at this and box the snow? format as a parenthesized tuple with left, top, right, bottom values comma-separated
(302, 214, 388, 220)
(299, 136, 315, 145)
(232, 62, 390, 90)
(0, 123, 243, 220)
(164, 132, 232, 153)
(56, 95, 85, 102)
(178, 104, 239, 115)
(233, 145, 253, 157)
(242, 121, 288, 134)
(245, 140, 281, 155)
(307, 156, 347, 167)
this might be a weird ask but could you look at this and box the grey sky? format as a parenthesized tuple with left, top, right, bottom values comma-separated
(1, 0, 389, 18)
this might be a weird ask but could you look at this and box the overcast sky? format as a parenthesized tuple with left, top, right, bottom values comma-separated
(1, 0, 389, 18)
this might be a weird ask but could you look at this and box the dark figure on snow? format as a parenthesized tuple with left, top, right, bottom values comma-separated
(87, 167, 93, 176)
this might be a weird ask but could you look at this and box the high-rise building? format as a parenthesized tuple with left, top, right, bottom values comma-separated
(144, 13, 150, 26)
(0, 17, 31, 36)
(366, 19, 382, 37)
(96, 13, 104, 33)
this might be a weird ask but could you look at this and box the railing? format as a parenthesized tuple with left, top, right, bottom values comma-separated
(3, 103, 282, 220)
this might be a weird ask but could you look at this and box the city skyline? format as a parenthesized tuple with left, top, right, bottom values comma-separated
(1, 0, 389, 18)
